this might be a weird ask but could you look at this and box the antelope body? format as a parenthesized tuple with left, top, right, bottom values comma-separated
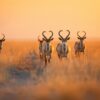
(74, 31, 86, 55)
(56, 30, 70, 59)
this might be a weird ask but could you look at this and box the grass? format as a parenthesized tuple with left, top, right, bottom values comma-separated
(0, 40, 100, 100)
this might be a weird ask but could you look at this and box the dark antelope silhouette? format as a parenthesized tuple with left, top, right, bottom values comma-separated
(38, 35, 44, 59)
(0, 34, 5, 53)
(39, 31, 54, 66)
(56, 30, 70, 59)
(74, 31, 86, 55)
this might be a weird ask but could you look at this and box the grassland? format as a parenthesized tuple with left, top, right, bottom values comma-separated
(0, 40, 100, 100)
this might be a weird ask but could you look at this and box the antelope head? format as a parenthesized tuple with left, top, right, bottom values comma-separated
(42, 31, 54, 43)
(77, 31, 86, 40)
(0, 34, 5, 42)
(58, 30, 70, 42)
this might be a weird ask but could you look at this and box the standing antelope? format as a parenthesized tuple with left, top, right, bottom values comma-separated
(56, 30, 70, 59)
(38, 36, 44, 59)
(40, 31, 54, 66)
(0, 34, 5, 53)
(74, 31, 86, 55)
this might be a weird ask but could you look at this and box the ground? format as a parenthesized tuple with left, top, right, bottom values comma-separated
(0, 40, 100, 100)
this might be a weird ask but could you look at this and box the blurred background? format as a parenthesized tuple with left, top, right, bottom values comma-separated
(0, 0, 100, 40)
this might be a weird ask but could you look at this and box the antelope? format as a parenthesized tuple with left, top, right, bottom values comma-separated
(56, 30, 70, 59)
(0, 34, 5, 53)
(74, 31, 86, 55)
(38, 35, 44, 59)
(40, 31, 54, 66)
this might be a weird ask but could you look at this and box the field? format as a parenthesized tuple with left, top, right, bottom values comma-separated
(0, 40, 100, 100)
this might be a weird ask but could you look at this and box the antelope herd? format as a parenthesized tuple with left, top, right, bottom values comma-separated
(38, 30, 87, 65)
(0, 30, 86, 66)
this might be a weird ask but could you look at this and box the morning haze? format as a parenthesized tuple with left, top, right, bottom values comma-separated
(0, 0, 100, 40)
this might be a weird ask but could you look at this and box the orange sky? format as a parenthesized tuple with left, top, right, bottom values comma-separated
(0, 0, 100, 40)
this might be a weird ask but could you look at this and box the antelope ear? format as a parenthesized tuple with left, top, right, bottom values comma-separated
(84, 37, 86, 39)
(59, 37, 62, 41)
(77, 37, 80, 39)
(67, 37, 70, 40)
(50, 38, 54, 41)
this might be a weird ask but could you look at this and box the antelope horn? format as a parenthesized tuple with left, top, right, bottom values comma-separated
(42, 31, 47, 40)
(82, 31, 86, 37)
(58, 30, 64, 40)
(65, 30, 70, 39)
(49, 30, 53, 39)
(77, 31, 81, 38)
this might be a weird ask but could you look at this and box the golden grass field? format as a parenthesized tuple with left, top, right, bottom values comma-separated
(0, 40, 100, 100)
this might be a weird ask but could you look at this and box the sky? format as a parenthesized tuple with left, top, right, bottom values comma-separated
(0, 0, 100, 40)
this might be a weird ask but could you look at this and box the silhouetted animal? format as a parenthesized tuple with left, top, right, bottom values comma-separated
(74, 31, 86, 55)
(39, 31, 54, 66)
(56, 30, 70, 59)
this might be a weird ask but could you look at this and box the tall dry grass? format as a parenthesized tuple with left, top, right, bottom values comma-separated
(0, 40, 100, 100)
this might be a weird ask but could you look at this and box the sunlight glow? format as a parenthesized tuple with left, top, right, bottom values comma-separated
(0, 0, 100, 40)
